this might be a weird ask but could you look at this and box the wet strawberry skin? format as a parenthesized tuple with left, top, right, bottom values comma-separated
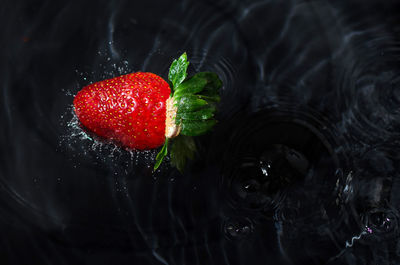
(73, 72, 171, 150)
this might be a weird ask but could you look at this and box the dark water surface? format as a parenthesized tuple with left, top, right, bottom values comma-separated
(1, 0, 400, 264)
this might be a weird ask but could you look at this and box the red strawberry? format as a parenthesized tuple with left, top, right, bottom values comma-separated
(73, 72, 170, 150)
(73, 53, 222, 171)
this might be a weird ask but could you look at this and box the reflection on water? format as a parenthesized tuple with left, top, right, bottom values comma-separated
(1, 0, 400, 264)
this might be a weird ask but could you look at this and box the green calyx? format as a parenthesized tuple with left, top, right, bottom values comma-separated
(153, 52, 222, 172)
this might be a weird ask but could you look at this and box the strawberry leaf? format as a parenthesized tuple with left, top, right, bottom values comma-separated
(173, 75, 208, 99)
(158, 54, 223, 172)
(194, 72, 222, 101)
(168, 52, 189, 89)
(172, 71, 222, 138)
(154, 138, 169, 171)
(197, 94, 220, 103)
(176, 95, 209, 113)
(176, 106, 216, 120)
(170, 136, 196, 173)
(181, 120, 217, 136)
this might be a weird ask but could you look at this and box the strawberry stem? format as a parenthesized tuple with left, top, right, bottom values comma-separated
(154, 52, 222, 172)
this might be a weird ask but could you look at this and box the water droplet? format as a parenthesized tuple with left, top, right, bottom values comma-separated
(260, 160, 271, 176)
(223, 217, 253, 240)
(243, 179, 260, 192)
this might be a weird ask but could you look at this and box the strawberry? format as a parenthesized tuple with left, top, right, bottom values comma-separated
(73, 53, 222, 171)
(73, 72, 170, 150)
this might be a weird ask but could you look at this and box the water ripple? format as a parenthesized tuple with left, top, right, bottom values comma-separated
(1, 0, 400, 264)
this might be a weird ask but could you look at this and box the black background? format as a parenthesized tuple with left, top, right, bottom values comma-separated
(1, 0, 400, 264)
